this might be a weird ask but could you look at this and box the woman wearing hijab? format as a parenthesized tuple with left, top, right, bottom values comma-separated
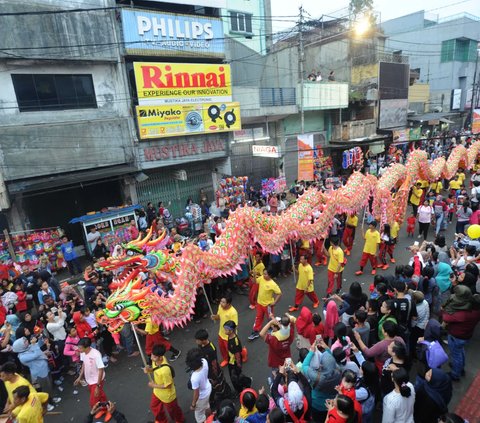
(414, 368, 452, 423)
(295, 307, 324, 349)
(443, 284, 479, 314)
(324, 300, 340, 343)
(415, 319, 447, 374)
(302, 339, 341, 422)
(271, 368, 310, 423)
(432, 252, 453, 304)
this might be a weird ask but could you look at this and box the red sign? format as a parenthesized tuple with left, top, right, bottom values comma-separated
(143, 139, 225, 161)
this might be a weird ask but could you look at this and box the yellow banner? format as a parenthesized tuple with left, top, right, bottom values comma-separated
(134, 62, 232, 105)
(137, 102, 241, 139)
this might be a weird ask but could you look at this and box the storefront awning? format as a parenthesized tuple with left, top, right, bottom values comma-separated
(7, 165, 139, 195)
(69, 204, 142, 224)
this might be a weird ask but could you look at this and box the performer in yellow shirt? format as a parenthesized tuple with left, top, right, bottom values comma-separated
(144, 344, 184, 423)
(429, 180, 443, 194)
(342, 213, 358, 256)
(249, 252, 265, 310)
(289, 255, 319, 311)
(323, 237, 345, 295)
(211, 294, 238, 366)
(10, 386, 48, 423)
(409, 182, 423, 215)
(355, 220, 381, 276)
(248, 269, 281, 340)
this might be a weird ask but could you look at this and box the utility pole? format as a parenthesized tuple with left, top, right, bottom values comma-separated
(298, 6, 305, 134)
(468, 45, 479, 129)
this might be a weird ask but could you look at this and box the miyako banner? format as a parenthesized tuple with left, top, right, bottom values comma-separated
(136, 102, 241, 139)
(297, 133, 314, 181)
(134, 62, 232, 105)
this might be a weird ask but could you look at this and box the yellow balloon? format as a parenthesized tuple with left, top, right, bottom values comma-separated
(467, 224, 480, 239)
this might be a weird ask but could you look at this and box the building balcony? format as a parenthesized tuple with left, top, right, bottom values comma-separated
(299, 82, 349, 111)
(332, 119, 377, 141)
(232, 86, 298, 120)
(352, 51, 409, 66)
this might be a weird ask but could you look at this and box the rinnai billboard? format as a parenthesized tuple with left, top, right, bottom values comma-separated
(136, 102, 241, 139)
(121, 10, 224, 57)
(140, 0, 226, 7)
(134, 62, 232, 105)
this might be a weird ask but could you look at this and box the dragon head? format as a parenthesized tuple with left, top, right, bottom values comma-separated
(96, 270, 152, 333)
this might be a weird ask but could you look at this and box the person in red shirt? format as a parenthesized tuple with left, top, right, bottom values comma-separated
(259, 315, 294, 369)
(295, 307, 324, 347)
(442, 303, 480, 380)
(325, 394, 358, 422)
(14, 283, 28, 313)
(336, 370, 363, 422)
(406, 213, 416, 237)
(73, 311, 96, 341)
(0, 263, 9, 281)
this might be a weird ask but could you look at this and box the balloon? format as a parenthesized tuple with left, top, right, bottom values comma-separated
(467, 224, 480, 239)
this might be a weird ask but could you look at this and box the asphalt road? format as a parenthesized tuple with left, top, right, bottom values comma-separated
(48, 217, 479, 423)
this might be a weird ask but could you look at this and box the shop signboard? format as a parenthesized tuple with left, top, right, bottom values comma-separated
(297, 133, 314, 181)
(252, 145, 281, 158)
(473, 109, 480, 135)
(121, 9, 224, 57)
(409, 127, 421, 141)
(134, 62, 232, 105)
(392, 129, 409, 144)
(136, 102, 241, 139)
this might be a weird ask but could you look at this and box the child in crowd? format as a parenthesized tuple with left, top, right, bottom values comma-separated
(406, 213, 416, 237)
(239, 388, 258, 419)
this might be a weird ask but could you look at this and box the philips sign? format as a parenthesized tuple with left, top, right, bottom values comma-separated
(121, 9, 224, 57)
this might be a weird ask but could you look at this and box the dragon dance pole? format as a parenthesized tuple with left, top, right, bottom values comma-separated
(202, 285, 215, 317)
(126, 320, 152, 381)
(289, 240, 297, 286)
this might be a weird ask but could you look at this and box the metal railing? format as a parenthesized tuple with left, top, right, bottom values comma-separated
(352, 51, 409, 66)
(259, 88, 296, 107)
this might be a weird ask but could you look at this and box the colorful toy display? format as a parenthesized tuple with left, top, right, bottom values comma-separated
(0, 228, 65, 271)
(216, 176, 248, 209)
(97, 141, 480, 332)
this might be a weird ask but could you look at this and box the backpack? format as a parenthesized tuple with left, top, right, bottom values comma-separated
(420, 340, 449, 368)
(155, 363, 175, 378)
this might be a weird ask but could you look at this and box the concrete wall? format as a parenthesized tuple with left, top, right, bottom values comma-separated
(223, 0, 267, 54)
(0, 60, 134, 182)
(0, 0, 119, 61)
(382, 12, 480, 111)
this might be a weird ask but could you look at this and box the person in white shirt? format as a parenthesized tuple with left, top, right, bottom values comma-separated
(187, 349, 212, 423)
(382, 368, 415, 423)
(46, 309, 66, 343)
(86, 227, 101, 254)
(417, 200, 433, 241)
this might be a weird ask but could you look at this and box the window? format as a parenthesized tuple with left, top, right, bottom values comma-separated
(11, 74, 97, 112)
(229, 11, 252, 34)
(441, 38, 478, 63)
(441, 39, 455, 62)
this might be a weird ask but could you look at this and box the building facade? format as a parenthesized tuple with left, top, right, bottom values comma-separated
(382, 11, 480, 113)
(0, 0, 135, 242)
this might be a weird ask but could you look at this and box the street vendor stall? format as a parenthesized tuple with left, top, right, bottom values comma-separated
(69, 205, 141, 255)
(0, 227, 65, 272)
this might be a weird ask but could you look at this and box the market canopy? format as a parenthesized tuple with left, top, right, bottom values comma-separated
(69, 205, 142, 224)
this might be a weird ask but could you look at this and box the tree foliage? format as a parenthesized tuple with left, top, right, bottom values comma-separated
(349, 0, 374, 17)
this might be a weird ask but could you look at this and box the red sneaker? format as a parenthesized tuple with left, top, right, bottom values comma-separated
(376, 264, 384, 268)
(312, 302, 319, 309)
(220, 359, 228, 367)
(371, 269, 377, 275)
(288, 306, 299, 312)
(345, 250, 351, 256)
(314, 262, 321, 267)
(382, 264, 390, 270)
(355, 270, 363, 276)
(390, 258, 396, 263)
(248, 304, 255, 310)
